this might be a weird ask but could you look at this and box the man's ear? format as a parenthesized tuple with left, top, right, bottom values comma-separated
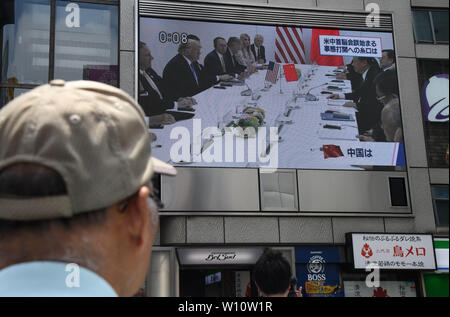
(122, 186, 152, 246)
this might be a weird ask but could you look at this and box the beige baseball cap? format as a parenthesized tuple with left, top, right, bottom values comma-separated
(0, 80, 175, 221)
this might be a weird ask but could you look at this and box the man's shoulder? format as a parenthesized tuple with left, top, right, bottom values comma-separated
(165, 54, 184, 69)
(0, 261, 117, 297)
(205, 50, 217, 60)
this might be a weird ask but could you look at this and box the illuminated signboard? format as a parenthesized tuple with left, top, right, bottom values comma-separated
(139, 16, 405, 170)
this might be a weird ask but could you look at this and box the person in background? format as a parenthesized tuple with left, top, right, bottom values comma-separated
(253, 249, 302, 297)
(163, 36, 208, 101)
(358, 70, 401, 142)
(225, 37, 247, 76)
(250, 34, 266, 64)
(335, 62, 363, 92)
(0, 80, 176, 296)
(203, 37, 235, 86)
(138, 41, 196, 128)
(380, 49, 396, 72)
(328, 57, 382, 133)
(236, 33, 257, 73)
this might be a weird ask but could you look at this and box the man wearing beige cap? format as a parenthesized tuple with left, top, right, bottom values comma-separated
(0, 80, 176, 297)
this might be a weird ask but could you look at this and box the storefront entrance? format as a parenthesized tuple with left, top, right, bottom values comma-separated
(179, 268, 257, 297)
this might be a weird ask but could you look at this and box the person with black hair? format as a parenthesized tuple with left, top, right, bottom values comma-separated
(336, 62, 363, 91)
(253, 249, 302, 297)
(328, 56, 382, 133)
(380, 49, 396, 72)
(225, 37, 247, 76)
(203, 37, 235, 86)
(358, 69, 401, 142)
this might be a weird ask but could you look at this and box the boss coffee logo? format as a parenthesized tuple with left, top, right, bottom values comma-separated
(422, 74, 449, 122)
(205, 252, 237, 262)
(307, 255, 326, 281)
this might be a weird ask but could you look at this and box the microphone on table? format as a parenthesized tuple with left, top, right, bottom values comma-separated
(305, 83, 328, 101)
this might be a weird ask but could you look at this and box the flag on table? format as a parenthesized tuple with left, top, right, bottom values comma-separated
(322, 145, 344, 159)
(265, 61, 280, 84)
(283, 64, 298, 82)
(275, 26, 306, 64)
(310, 29, 344, 66)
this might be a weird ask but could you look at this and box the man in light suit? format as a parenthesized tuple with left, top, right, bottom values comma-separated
(250, 34, 266, 64)
(139, 42, 196, 127)
(203, 37, 236, 83)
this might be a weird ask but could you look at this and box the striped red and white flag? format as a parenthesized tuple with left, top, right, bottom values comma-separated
(275, 26, 306, 64)
(265, 61, 280, 84)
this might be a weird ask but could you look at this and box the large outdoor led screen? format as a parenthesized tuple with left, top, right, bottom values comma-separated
(138, 16, 406, 170)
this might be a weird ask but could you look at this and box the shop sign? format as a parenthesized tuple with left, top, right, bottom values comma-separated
(422, 74, 449, 122)
(434, 238, 449, 272)
(177, 248, 264, 266)
(344, 281, 417, 297)
(295, 247, 343, 297)
(348, 233, 436, 270)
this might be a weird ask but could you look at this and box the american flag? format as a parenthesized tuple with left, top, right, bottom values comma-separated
(265, 61, 280, 84)
(275, 26, 306, 64)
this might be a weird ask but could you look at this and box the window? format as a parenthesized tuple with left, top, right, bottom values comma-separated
(432, 185, 449, 230)
(413, 9, 449, 44)
(0, 0, 119, 109)
(417, 59, 449, 168)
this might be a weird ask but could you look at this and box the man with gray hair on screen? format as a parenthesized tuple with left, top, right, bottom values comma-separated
(0, 80, 176, 296)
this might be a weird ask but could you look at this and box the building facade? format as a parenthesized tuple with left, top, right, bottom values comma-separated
(0, 0, 448, 297)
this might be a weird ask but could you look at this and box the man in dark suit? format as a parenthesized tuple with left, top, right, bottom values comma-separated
(203, 37, 236, 83)
(250, 34, 266, 64)
(138, 42, 196, 127)
(225, 37, 247, 76)
(163, 38, 213, 101)
(328, 57, 382, 133)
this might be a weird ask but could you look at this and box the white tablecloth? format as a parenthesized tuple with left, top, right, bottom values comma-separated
(150, 65, 402, 170)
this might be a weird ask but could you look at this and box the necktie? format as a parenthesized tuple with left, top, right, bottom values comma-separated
(190, 62, 198, 84)
(140, 70, 163, 99)
(220, 55, 226, 72)
(232, 55, 236, 67)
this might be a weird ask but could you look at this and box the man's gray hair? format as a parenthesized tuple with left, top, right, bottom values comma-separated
(254, 34, 264, 41)
(178, 39, 198, 54)
(383, 100, 402, 129)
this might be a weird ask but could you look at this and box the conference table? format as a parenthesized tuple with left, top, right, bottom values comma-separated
(150, 64, 402, 170)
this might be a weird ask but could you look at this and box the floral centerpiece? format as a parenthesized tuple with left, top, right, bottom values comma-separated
(233, 107, 265, 138)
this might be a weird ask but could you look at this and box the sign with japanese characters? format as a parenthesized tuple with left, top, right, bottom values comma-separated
(344, 281, 417, 297)
(349, 233, 436, 270)
(319, 35, 382, 58)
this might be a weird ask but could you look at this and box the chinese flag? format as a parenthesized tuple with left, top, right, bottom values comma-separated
(310, 29, 344, 66)
(283, 64, 298, 82)
(322, 145, 344, 159)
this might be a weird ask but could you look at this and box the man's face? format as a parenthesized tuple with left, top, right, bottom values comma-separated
(380, 51, 393, 69)
(215, 39, 227, 55)
(230, 42, 241, 54)
(254, 37, 263, 47)
(139, 46, 153, 70)
(352, 57, 368, 74)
